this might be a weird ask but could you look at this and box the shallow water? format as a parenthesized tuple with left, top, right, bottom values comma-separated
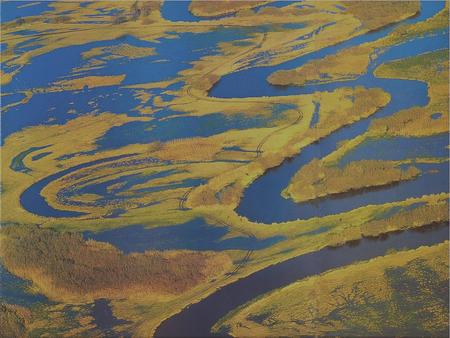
(91, 299, 130, 334)
(210, 2, 446, 98)
(0, 1, 53, 23)
(84, 219, 284, 253)
(4, 1, 449, 334)
(2, 27, 271, 144)
(240, 162, 448, 223)
(0, 264, 50, 307)
(96, 108, 291, 151)
(161, 0, 234, 22)
(339, 133, 449, 166)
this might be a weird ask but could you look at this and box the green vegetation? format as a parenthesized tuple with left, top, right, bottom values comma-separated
(214, 242, 449, 337)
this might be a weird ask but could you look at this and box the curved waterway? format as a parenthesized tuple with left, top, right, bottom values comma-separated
(20, 154, 136, 217)
(155, 223, 449, 337)
(154, 1, 448, 336)
(231, 8, 448, 223)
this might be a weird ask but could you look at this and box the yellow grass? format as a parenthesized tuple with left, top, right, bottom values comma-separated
(267, 1, 445, 88)
(371, 49, 449, 137)
(52, 75, 126, 91)
(189, 1, 268, 18)
(283, 160, 421, 203)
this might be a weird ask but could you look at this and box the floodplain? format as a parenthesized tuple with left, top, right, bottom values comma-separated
(0, 1, 448, 337)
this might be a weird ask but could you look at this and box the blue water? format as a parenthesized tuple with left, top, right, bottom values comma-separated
(20, 154, 137, 217)
(10, 145, 50, 173)
(211, 30, 448, 98)
(32, 151, 52, 161)
(60, 168, 207, 208)
(11, 29, 40, 36)
(0, 1, 53, 23)
(96, 110, 288, 150)
(431, 112, 442, 120)
(1, 87, 141, 144)
(340, 133, 449, 166)
(254, 1, 297, 13)
(83, 219, 284, 253)
(233, 3, 448, 223)
(0, 263, 50, 307)
(309, 101, 320, 128)
(161, 0, 302, 23)
(240, 161, 448, 223)
(210, 1, 447, 98)
(373, 201, 427, 221)
(92, 299, 130, 334)
(161, 0, 235, 22)
(1, 92, 26, 107)
(12, 37, 43, 54)
(2, 27, 266, 144)
(155, 223, 449, 337)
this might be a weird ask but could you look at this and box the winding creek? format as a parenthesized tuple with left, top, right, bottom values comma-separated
(155, 1, 448, 336)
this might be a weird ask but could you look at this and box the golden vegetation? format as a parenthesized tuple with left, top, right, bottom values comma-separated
(371, 49, 449, 137)
(283, 160, 421, 203)
(52, 75, 126, 91)
(1, 1, 447, 336)
(304, 87, 390, 140)
(318, 49, 448, 166)
(268, 45, 371, 86)
(0, 303, 31, 338)
(361, 199, 449, 237)
(342, 1, 419, 31)
(215, 242, 449, 337)
(0, 225, 232, 302)
(81, 43, 155, 69)
(267, 0, 443, 88)
(189, 1, 267, 18)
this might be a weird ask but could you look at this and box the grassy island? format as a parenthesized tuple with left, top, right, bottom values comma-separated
(283, 160, 421, 203)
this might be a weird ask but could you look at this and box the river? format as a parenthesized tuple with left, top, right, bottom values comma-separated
(155, 1, 448, 336)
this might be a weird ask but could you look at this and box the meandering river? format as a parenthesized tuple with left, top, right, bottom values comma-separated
(155, 1, 448, 336)
(4, 1, 447, 335)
